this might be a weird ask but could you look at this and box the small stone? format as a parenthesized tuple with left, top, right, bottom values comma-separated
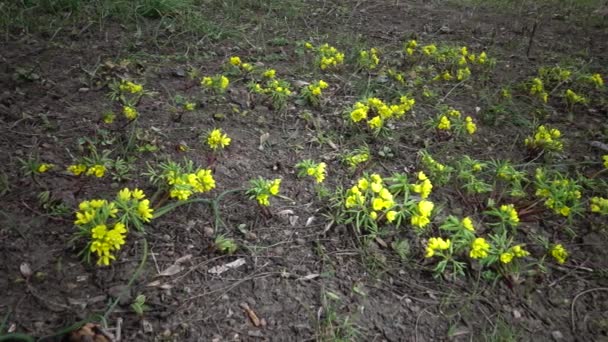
(295, 238, 306, 245)
(142, 319, 153, 333)
(552, 330, 564, 340)
(78, 87, 89, 92)
(203, 227, 214, 237)
(513, 309, 522, 319)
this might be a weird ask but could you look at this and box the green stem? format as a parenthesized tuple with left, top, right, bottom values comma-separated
(0, 333, 34, 342)
(103, 238, 148, 321)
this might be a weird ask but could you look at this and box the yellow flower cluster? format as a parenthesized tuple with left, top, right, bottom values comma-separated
(499, 245, 530, 264)
(207, 128, 231, 150)
(589, 73, 604, 88)
(68, 164, 87, 176)
(85, 164, 106, 178)
(469, 237, 490, 259)
(465, 116, 477, 134)
(252, 79, 292, 96)
(349, 96, 415, 131)
(228, 56, 253, 72)
(603, 155, 608, 168)
(166, 169, 216, 201)
(499, 204, 520, 226)
(565, 89, 586, 105)
(306, 162, 327, 183)
(307, 80, 329, 97)
(535, 177, 581, 217)
(437, 115, 451, 130)
(411, 171, 433, 199)
(317, 43, 345, 70)
(248, 178, 281, 206)
(90, 222, 127, 266)
(411, 200, 434, 228)
(530, 77, 548, 103)
(524, 125, 563, 152)
(36, 163, 53, 173)
(119, 80, 143, 94)
(404, 39, 417, 55)
(345, 174, 397, 222)
(184, 102, 196, 111)
(590, 197, 608, 215)
(117, 188, 154, 223)
(344, 150, 369, 168)
(75, 199, 117, 226)
(422, 44, 437, 56)
(263, 69, 276, 78)
(425, 237, 451, 258)
(123, 105, 138, 120)
(550, 244, 568, 264)
(358, 48, 380, 70)
(462, 217, 475, 231)
(201, 75, 230, 92)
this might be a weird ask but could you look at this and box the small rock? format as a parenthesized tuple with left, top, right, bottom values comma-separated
(247, 330, 263, 337)
(552, 330, 564, 340)
(513, 309, 522, 319)
(19, 262, 32, 278)
(174, 68, 186, 77)
(295, 238, 306, 245)
(203, 226, 214, 237)
(78, 87, 89, 92)
(142, 319, 153, 333)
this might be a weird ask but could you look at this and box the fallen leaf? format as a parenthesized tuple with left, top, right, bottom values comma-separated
(158, 264, 183, 277)
(305, 216, 315, 227)
(259, 132, 270, 150)
(208, 258, 246, 275)
(240, 302, 261, 327)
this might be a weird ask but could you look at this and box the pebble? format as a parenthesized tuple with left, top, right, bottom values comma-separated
(552, 330, 564, 340)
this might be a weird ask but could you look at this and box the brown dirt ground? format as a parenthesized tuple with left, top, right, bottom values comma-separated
(1, 0, 608, 341)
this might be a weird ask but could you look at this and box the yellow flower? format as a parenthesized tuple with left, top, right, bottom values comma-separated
(201, 76, 213, 87)
(257, 193, 270, 206)
(412, 171, 433, 199)
(500, 252, 514, 264)
(207, 128, 231, 150)
(68, 164, 87, 176)
(469, 237, 490, 259)
(119, 81, 143, 94)
(511, 245, 529, 258)
(86, 164, 106, 178)
(369, 211, 378, 220)
(462, 217, 474, 231)
(477, 52, 487, 64)
(137, 199, 154, 222)
(229, 56, 241, 66)
(269, 179, 281, 195)
(590, 73, 604, 88)
(184, 102, 196, 111)
(559, 206, 571, 217)
(550, 244, 568, 264)
(117, 188, 131, 201)
(500, 204, 520, 226)
(603, 155, 608, 169)
(368, 116, 383, 130)
(123, 106, 138, 120)
(465, 116, 477, 135)
(386, 210, 397, 222)
(425, 237, 451, 258)
(103, 112, 115, 124)
(37, 163, 53, 173)
(358, 178, 369, 190)
(457, 67, 471, 80)
(304, 42, 314, 50)
(91, 224, 108, 239)
(263, 69, 276, 78)
(132, 188, 145, 200)
(219, 76, 229, 90)
(590, 197, 608, 214)
(241, 63, 253, 72)
(437, 115, 451, 130)
(422, 44, 436, 56)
